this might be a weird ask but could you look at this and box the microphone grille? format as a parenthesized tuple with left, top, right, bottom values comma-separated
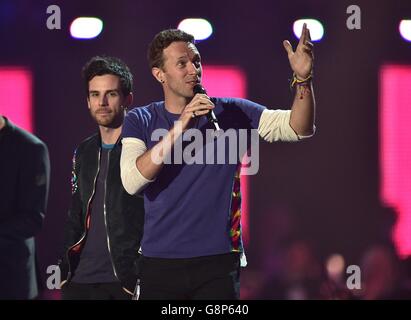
(193, 84, 207, 95)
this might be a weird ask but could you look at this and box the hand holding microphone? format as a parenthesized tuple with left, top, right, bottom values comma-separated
(193, 84, 220, 131)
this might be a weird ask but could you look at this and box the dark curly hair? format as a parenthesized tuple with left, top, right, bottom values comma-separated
(82, 56, 133, 97)
(148, 29, 195, 69)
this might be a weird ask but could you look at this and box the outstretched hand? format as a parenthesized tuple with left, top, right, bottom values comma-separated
(283, 23, 314, 79)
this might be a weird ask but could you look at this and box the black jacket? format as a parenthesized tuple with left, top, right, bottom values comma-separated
(59, 133, 144, 293)
(0, 117, 50, 299)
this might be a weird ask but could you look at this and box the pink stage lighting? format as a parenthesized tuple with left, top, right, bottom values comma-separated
(0, 67, 33, 132)
(380, 64, 411, 258)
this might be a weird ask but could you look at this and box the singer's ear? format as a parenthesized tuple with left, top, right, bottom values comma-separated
(152, 67, 164, 84)
(124, 92, 133, 108)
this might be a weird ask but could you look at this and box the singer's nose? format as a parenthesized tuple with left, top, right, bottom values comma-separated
(99, 94, 108, 106)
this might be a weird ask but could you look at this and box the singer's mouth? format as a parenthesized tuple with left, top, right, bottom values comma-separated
(96, 110, 112, 115)
(186, 79, 199, 85)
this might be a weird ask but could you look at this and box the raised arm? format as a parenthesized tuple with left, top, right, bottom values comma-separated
(283, 23, 316, 136)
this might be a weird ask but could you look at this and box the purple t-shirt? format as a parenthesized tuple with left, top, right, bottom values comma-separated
(122, 98, 265, 258)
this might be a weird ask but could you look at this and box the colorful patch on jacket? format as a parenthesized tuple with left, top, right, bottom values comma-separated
(229, 166, 243, 252)
(71, 149, 78, 194)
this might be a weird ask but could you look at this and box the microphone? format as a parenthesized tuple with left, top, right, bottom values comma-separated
(193, 83, 220, 131)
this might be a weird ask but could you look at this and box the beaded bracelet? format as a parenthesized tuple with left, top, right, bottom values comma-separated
(290, 72, 313, 89)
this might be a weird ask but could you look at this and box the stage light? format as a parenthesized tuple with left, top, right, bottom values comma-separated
(178, 18, 213, 41)
(326, 254, 345, 282)
(0, 67, 32, 132)
(380, 65, 411, 257)
(399, 20, 411, 42)
(70, 17, 103, 39)
(293, 19, 324, 42)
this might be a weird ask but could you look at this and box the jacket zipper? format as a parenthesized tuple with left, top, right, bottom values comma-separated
(103, 148, 120, 280)
(65, 148, 101, 281)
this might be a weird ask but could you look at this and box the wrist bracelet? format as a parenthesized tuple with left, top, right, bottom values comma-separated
(290, 72, 313, 89)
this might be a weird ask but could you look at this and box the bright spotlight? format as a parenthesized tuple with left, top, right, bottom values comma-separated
(70, 17, 103, 39)
(293, 19, 324, 42)
(178, 18, 213, 41)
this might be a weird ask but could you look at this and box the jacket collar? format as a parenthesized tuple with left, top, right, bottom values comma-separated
(0, 116, 15, 142)
(96, 131, 122, 148)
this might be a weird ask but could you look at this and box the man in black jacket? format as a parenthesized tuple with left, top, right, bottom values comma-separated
(0, 115, 50, 299)
(59, 56, 144, 299)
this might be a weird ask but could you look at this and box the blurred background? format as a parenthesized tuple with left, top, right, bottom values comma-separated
(1, 0, 411, 299)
